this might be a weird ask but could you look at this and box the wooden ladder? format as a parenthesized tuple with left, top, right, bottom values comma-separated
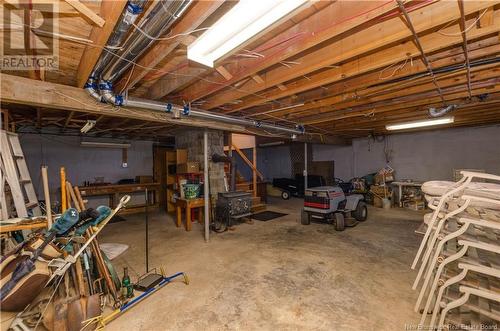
(0, 130, 41, 218)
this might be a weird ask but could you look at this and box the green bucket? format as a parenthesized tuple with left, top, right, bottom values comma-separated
(183, 184, 200, 199)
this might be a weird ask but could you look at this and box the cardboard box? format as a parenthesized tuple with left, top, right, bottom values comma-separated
(177, 162, 200, 173)
(375, 173, 394, 185)
(136, 175, 153, 183)
(176, 149, 187, 164)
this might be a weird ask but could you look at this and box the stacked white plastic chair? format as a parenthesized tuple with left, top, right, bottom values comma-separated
(412, 171, 500, 329)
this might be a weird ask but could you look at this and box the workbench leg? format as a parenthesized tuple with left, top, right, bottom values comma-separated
(186, 206, 191, 231)
(176, 206, 181, 228)
(198, 207, 203, 224)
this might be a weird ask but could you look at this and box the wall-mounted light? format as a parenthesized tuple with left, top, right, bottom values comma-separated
(386, 116, 454, 131)
(80, 141, 131, 148)
(187, 0, 308, 67)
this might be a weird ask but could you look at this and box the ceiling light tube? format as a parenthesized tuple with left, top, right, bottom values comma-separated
(385, 116, 454, 131)
(187, 0, 308, 67)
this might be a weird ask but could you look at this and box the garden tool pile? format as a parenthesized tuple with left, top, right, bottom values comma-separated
(0, 193, 131, 331)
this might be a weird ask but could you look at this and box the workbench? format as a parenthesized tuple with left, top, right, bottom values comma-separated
(79, 183, 160, 215)
(391, 181, 424, 207)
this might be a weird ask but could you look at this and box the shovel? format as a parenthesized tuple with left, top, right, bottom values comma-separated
(66, 294, 101, 331)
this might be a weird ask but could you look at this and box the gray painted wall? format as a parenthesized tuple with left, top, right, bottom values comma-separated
(19, 134, 154, 207)
(313, 124, 500, 181)
(258, 145, 292, 181)
(234, 145, 293, 182)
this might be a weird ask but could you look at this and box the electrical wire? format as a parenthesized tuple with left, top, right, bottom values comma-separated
(4, 0, 436, 137)
(379, 57, 409, 80)
(438, 8, 489, 37)
(131, 23, 209, 41)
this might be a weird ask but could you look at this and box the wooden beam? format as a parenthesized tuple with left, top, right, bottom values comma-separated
(64, 0, 105, 27)
(478, 6, 494, 27)
(231, 144, 264, 180)
(171, 0, 401, 103)
(115, 0, 225, 92)
(304, 83, 500, 126)
(216, 66, 233, 81)
(271, 64, 500, 123)
(225, 7, 500, 113)
(251, 75, 265, 84)
(457, 0, 472, 98)
(201, 1, 499, 110)
(0, 73, 246, 133)
(3, 0, 80, 14)
(64, 111, 75, 128)
(239, 40, 500, 118)
(75, 0, 128, 88)
(22, 3, 40, 80)
(143, 65, 206, 100)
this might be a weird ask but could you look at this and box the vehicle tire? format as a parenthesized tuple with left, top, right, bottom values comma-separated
(353, 201, 368, 222)
(334, 213, 345, 231)
(301, 209, 311, 225)
(281, 190, 290, 200)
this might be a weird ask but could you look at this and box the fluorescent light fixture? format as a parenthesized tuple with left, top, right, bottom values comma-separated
(386, 116, 454, 131)
(80, 141, 131, 148)
(187, 0, 308, 67)
(259, 141, 285, 147)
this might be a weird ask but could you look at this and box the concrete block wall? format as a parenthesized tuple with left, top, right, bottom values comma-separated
(175, 129, 226, 195)
(18, 133, 153, 208)
(313, 124, 500, 182)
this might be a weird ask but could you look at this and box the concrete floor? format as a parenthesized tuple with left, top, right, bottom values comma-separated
(99, 197, 424, 331)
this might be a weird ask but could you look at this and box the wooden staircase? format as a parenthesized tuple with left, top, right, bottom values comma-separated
(235, 181, 266, 212)
(225, 134, 266, 213)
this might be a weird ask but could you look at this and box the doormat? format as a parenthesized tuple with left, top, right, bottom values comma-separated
(251, 211, 288, 221)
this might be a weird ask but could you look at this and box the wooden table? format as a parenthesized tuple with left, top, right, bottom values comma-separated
(391, 181, 424, 207)
(175, 197, 204, 231)
(79, 182, 160, 214)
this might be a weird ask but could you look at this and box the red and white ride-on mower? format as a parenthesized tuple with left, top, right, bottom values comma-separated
(301, 186, 368, 231)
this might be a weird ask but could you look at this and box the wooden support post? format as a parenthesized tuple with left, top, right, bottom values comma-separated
(74, 186, 86, 210)
(66, 181, 80, 212)
(60, 167, 67, 211)
(41, 166, 52, 229)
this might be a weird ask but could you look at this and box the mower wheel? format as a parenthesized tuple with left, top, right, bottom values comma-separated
(353, 201, 368, 222)
(334, 213, 345, 231)
(301, 209, 311, 225)
(281, 190, 291, 200)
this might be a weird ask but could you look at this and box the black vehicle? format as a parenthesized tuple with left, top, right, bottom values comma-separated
(272, 174, 326, 199)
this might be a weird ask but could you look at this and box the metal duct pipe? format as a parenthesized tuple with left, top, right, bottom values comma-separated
(85, 0, 305, 136)
(429, 104, 457, 117)
(104, 93, 305, 134)
(188, 108, 304, 135)
(101, 0, 192, 84)
(91, 0, 147, 79)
